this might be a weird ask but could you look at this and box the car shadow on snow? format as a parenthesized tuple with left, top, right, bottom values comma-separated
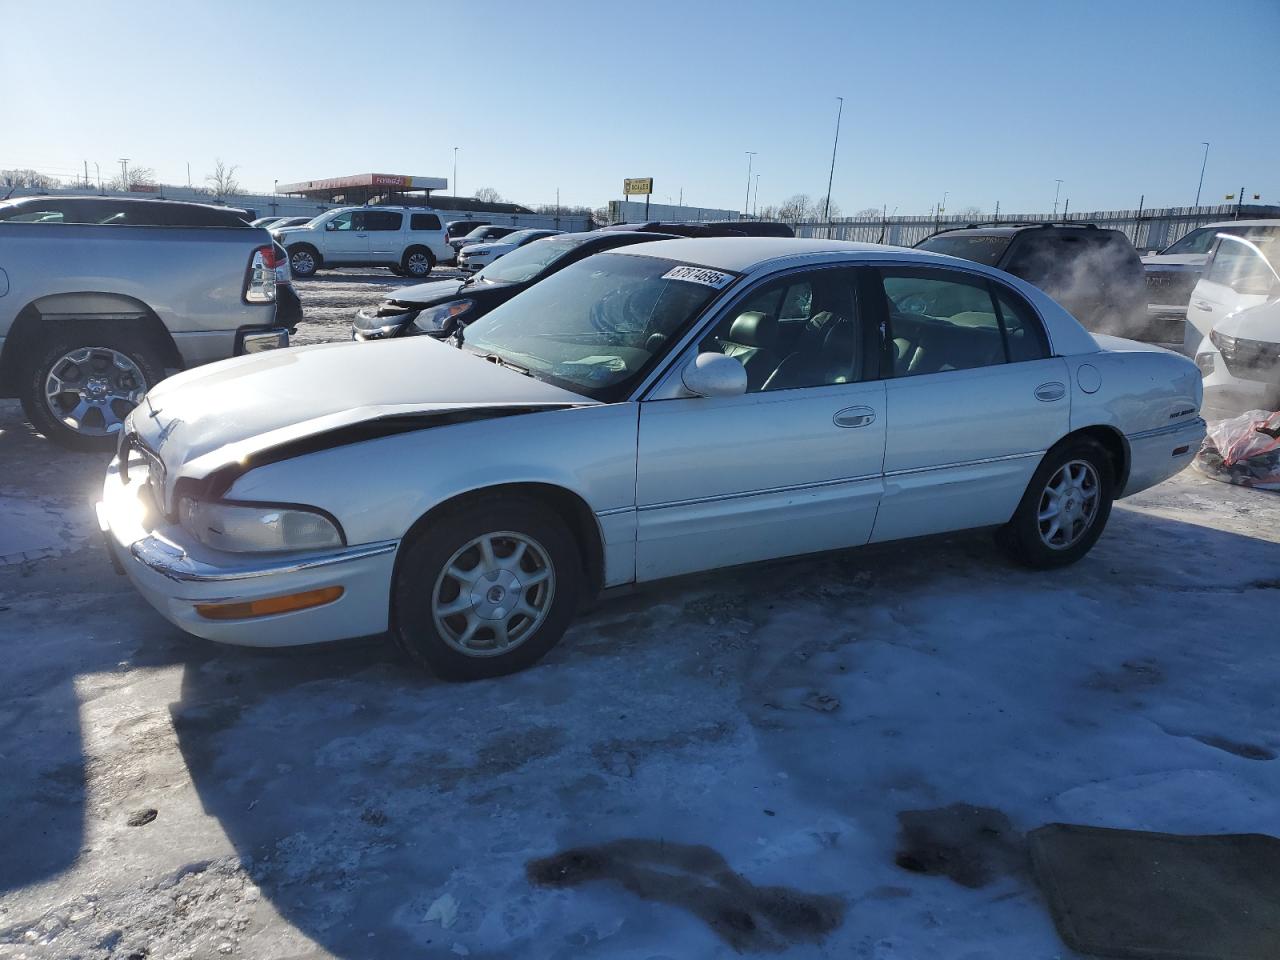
(167, 491, 1280, 957)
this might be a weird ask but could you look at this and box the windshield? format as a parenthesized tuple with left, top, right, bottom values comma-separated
(915, 233, 1013, 266)
(1162, 224, 1280, 255)
(498, 229, 546, 246)
(474, 235, 591, 284)
(460, 252, 736, 401)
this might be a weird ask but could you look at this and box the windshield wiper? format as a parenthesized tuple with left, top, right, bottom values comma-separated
(477, 352, 531, 376)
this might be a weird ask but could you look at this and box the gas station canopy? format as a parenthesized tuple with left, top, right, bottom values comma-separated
(276, 173, 448, 205)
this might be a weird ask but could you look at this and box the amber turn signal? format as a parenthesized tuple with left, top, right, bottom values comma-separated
(195, 586, 344, 621)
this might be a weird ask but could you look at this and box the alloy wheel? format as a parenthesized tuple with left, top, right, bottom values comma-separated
(431, 531, 556, 657)
(43, 346, 147, 437)
(1037, 459, 1101, 550)
(406, 252, 431, 276)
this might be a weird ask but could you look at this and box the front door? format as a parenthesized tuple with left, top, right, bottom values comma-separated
(1184, 234, 1278, 353)
(869, 266, 1070, 542)
(635, 266, 887, 581)
(324, 210, 370, 263)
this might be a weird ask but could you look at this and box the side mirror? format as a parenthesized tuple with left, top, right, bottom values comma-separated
(325, 221, 337, 231)
(681, 352, 747, 398)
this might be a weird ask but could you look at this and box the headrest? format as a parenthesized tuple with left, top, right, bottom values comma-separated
(727, 311, 777, 347)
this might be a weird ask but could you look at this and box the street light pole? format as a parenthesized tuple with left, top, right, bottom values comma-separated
(1053, 179, 1063, 217)
(753, 173, 760, 216)
(1195, 141, 1210, 208)
(118, 158, 129, 192)
(823, 96, 844, 222)
(743, 152, 756, 215)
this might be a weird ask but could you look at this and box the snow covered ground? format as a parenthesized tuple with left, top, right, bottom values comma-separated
(1, 276, 1279, 959)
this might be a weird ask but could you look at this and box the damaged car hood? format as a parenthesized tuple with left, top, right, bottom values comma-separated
(389, 277, 467, 305)
(127, 337, 594, 499)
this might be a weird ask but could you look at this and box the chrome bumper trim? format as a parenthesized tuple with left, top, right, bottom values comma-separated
(130, 537, 399, 583)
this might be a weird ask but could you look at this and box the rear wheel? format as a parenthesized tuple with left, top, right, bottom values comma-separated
(998, 437, 1114, 568)
(393, 497, 581, 680)
(401, 247, 435, 278)
(21, 327, 166, 451)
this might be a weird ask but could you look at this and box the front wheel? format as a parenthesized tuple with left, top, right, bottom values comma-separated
(998, 438, 1114, 569)
(21, 328, 166, 451)
(393, 497, 582, 680)
(288, 244, 320, 278)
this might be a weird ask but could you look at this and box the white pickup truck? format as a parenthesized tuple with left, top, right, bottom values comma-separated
(272, 206, 454, 278)
(0, 195, 300, 450)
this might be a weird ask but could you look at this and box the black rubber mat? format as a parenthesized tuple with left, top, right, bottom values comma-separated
(1029, 823, 1280, 960)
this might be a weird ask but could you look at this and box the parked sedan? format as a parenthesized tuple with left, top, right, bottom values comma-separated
(99, 238, 1203, 681)
(352, 230, 676, 341)
(458, 228, 561, 274)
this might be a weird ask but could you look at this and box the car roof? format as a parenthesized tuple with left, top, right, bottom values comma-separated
(609, 237, 900, 272)
(1195, 219, 1280, 228)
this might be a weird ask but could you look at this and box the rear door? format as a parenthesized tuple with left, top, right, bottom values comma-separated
(870, 265, 1069, 543)
(635, 266, 887, 581)
(1185, 234, 1279, 353)
(364, 210, 403, 260)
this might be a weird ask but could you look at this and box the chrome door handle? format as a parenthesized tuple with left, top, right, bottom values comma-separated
(834, 405, 876, 428)
(1193, 301, 1213, 311)
(1035, 381, 1066, 401)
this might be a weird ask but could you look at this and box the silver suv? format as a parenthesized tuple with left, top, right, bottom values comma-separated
(273, 206, 453, 278)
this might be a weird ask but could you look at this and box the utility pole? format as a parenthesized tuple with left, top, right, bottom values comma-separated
(823, 96, 844, 222)
(1194, 141, 1209, 208)
(118, 158, 130, 192)
(743, 152, 756, 215)
(1052, 179, 1063, 217)
(83, 160, 89, 188)
(93, 162, 100, 193)
(994, 199, 1000, 223)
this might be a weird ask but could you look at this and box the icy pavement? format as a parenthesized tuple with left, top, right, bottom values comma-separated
(1, 288, 1278, 957)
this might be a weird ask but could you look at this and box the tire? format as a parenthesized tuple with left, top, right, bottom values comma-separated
(20, 325, 167, 452)
(998, 437, 1115, 569)
(288, 244, 320, 278)
(393, 496, 582, 680)
(401, 247, 435, 278)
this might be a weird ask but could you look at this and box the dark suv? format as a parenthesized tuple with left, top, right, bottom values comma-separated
(915, 223, 1152, 339)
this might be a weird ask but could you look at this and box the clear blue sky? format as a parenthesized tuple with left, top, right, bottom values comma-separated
(4, 0, 1278, 215)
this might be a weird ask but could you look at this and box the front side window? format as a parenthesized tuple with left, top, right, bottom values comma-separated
(697, 269, 863, 392)
(1161, 227, 1218, 255)
(1205, 236, 1279, 295)
(881, 268, 1041, 377)
(328, 211, 355, 231)
(460, 253, 733, 401)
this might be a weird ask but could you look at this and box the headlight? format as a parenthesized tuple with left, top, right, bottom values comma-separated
(178, 498, 343, 553)
(413, 299, 475, 333)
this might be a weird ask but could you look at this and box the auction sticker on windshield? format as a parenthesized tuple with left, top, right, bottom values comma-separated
(662, 265, 736, 289)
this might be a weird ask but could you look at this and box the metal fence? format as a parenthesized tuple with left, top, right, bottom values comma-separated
(791, 203, 1280, 251)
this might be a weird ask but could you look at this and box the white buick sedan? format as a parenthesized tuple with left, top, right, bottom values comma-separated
(99, 238, 1205, 679)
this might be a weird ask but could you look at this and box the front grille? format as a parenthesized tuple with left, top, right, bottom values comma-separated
(1144, 269, 1197, 304)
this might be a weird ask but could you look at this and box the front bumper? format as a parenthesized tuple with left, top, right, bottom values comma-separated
(97, 457, 398, 647)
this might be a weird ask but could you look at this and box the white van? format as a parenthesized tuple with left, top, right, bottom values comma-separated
(273, 207, 453, 278)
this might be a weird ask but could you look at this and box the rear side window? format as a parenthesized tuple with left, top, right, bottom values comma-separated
(411, 213, 442, 230)
(879, 268, 1047, 377)
(363, 211, 403, 231)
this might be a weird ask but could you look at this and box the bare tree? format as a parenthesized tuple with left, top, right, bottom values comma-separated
(855, 207, 881, 218)
(824, 200, 843, 220)
(205, 159, 241, 197)
(473, 187, 504, 204)
(955, 205, 984, 220)
(1, 168, 57, 190)
(777, 194, 816, 222)
(107, 165, 157, 191)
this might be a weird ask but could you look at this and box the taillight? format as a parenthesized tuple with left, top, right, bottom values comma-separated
(244, 245, 281, 303)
